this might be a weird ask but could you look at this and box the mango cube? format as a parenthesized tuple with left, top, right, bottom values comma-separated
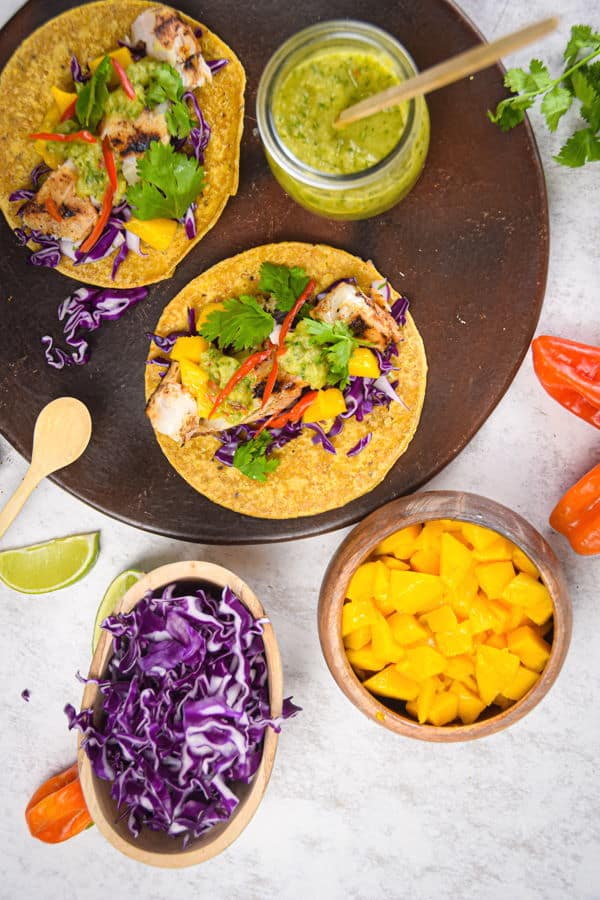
(398, 646, 447, 681)
(465, 594, 497, 633)
(506, 626, 551, 672)
(372, 561, 394, 615)
(485, 633, 507, 650)
(389, 571, 444, 614)
(502, 573, 553, 609)
(343, 625, 371, 651)
(375, 525, 421, 560)
(445, 572, 479, 618)
(428, 691, 459, 726)
(341, 598, 378, 637)
(422, 604, 457, 633)
(377, 555, 410, 571)
(126, 216, 178, 251)
(416, 677, 440, 724)
(363, 666, 420, 701)
(387, 613, 429, 646)
(410, 548, 440, 575)
(503, 665, 539, 701)
(435, 624, 473, 657)
(346, 645, 385, 672)
(461, 522, 499, 550)
(414, 520, 446, 553)
(50, 86, 78, 117)
(445, 655, 475, 681)
(512, 546, 540, 577)
(372, 616, 405, 663)
(472, 536, 514, 563)
(171, 336, 209, 363)
(440, 532, 473, 586)
(475, 561, 515, 600)
(475, 645, 520, 705)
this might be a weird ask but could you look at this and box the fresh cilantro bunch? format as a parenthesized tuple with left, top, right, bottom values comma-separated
(258, 262, 310, 312)
(146, 63, 195, 138)
(126, 142, 205, 220)
(200, 296, 274, 351)
(488, 24, 600, 166)
(75, 55, 111, 132)
(233, 432, 280, 482)
(302, 320, 372, 388)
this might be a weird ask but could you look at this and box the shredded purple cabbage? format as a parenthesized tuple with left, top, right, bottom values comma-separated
(347, 432, 372, 457)
(181, 202, 197, 239)
(9, 163, 51, 204)
(21, 689, 31, 702)
(70, 55, 88, 83)
(42, 285, 148, 368)
(305, 422, 336, 454)
(117, 38, 146, 60)
(391, 296, 409, 326)
(183, 91, 212, 164)
(65, 583, 299, 841)
(207, 58, 228, 74)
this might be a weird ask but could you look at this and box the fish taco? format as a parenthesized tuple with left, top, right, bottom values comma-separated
(0, 1, 244, 287)
(145, 242, 427, 519)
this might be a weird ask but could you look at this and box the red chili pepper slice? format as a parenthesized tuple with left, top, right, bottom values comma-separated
(44, 197, 62, 222)
(29, 130, 97, 144)
(260, 279, 315, 408)
(111, 57, 137, 100)
(532, 335, 600, 429)
(80, 184, 114, 254)
(102, 137, 118, 192)
(60, 99, 77, 122)
(256, 390, 319, 436)
(208, 347, 274, 419)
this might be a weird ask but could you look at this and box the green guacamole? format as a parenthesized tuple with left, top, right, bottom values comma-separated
(280, 320, 331, 388)
(272, 49, 406, 175)
(201, 348, 254, 422)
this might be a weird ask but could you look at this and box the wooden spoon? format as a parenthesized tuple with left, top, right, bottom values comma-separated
(334, 16, 558, 128)
(0, 397, 92, 539)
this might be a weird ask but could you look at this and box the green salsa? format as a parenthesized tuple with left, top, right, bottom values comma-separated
(272, 49, 406, 175)
(280, 320, 331, 388)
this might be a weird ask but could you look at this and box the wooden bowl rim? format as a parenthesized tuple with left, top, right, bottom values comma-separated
(78, 560, 283, 867)
(318, 490, 572, 742)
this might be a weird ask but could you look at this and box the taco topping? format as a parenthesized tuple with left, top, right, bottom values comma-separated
(10, 6, 226, 279)
(146, 262, 410, 481)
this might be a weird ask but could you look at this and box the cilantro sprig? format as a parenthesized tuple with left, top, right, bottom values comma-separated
(302, 320, 374, 388)
(259, 262, 310, 312)
(488, 24, 600, 166)
(126, 142, 205, 220)
(233, 432, 280, 482)
(146, 63, 195, 138)
(75, 55, 111, 132)
(199, 296, 275, 351)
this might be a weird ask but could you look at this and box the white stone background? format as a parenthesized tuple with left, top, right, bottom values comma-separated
(0, 0, 599, 898)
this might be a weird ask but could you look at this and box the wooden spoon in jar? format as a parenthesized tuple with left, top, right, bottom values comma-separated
(334, 16, 558, 128)
(0, 397, 92, 539)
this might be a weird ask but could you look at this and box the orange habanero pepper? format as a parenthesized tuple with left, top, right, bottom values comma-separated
(26, 763, 92, 843)
(550, 463, 600, 556)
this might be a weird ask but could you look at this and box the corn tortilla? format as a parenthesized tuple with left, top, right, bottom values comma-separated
(145, 243, 427, 519)
(0, 0, 245, 287)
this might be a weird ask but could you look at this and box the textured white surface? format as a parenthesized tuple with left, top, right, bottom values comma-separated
(1, 0, 599, 898)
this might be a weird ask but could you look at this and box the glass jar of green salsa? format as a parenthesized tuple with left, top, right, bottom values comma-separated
(256, 21, 430, 221)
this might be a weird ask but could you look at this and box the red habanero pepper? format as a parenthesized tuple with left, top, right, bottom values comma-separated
(29, 131, 97, 144)
(44, 197, 62, 222)
(102, 138, 118, 192)
(550, 462, 600, 555)
(111, 57, 136, 100)
(25, 763, 92, 844)
(208, 347, 274, 419)
(532, 335, 600, 428)
(256, 390, 319, 436)
(261, 279, 316, 408)
(79, 183, 114, 254)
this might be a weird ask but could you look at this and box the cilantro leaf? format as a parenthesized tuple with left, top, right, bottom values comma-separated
(258, 262, 310, 312)
(554, 128, 600, 166)
(564, 25, 600, 66)
(528, 59, 552, 91)
(487, 94, 533, 131)
(145, 63, 194, 138)
(233, 432, 280, 482)
(302, 319, 360, 388)
(126, 142, 205, 220)
(571, 69, 600, 130)
(75, 56, 111, 132)
(541, 85, 573, 131)
(199, 296, 274, 351)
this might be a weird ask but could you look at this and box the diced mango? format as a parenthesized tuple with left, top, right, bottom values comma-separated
(375, 524, 422, 560)
(428, 691, 459, 726)
(472, 536, 514, 562)
(502, 572, 553, 610)
(90, 46, 133, 83)
(196, 301, 225, 328)
(343, 625, 371, 651)
(398, 646, 447, 681)
(377, 555, 410, 571)
(50, 86, 77, 117)
(303, 388, 346, 423)
(405, 699, 419, 718)
(445, 572, 478, 619)
(347, 561, 393, 613)
(435, 624, 473, 657)
(494, 695, 512, 710)
(170, 335, 209, 363)
(416, 677, 440, 724)
(506, 626, 551, 672)
(485, 633, 507, 650)
(413, 520, 445, 553)
(504, 604, 529, 631)
(372, 616, 405, 663)
(486, 599, 511, 634)
(525, 595, 554, 626)
(475, 645, 521, 705)
(445, 655, 475, 681)
(503, 665, 539, 701)
(346, 644, 385, 672)
(179, 359, 211, 417)
(461, 522, 500, 551)
(465, 594, 497, 634)
(363, 665, 420, 701)
(475, 560, 515, 600)
(456, 690, 486, 725)
(422, 604, 457, 633)
(388, 570, 444, 614)
(126, 217, 178, 251)
(372, 560, 393, 615)
(34, 105, 61, 168)
(440, 532, 473, 586)
(346, 562, 375, 603)
(341, 598, 379, 637)
(512, 546, 540, 577)
(410, 548, 440, 575)
(348, 347, 380, 378)
(387, 612, 429, 646)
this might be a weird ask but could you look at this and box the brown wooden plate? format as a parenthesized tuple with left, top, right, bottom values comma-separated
(0, 0, 548, 544)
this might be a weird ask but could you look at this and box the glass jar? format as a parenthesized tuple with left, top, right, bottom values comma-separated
(256, 20, 430, 221)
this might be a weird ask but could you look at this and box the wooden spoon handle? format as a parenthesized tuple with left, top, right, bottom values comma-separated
(0, 467, 42, 539)
(335, 16, 559, 127)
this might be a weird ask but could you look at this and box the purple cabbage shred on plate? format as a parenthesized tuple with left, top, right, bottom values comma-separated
(65, 583, 300, 842)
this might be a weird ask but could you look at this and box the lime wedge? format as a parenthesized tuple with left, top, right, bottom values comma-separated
(0, 532, 100, 594)
(92, 569, 144, 652)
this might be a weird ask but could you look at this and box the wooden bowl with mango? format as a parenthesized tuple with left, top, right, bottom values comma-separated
(318, 491, 572, 741)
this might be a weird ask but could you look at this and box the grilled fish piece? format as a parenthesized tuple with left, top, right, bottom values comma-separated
(131, 6, 212, 90)
(243, 359, 306, 425)
(146, 362, 201, 445)
(21, 162, 98, 243)
(311, 280, 401, 350)
(100, 108, 170, 185)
